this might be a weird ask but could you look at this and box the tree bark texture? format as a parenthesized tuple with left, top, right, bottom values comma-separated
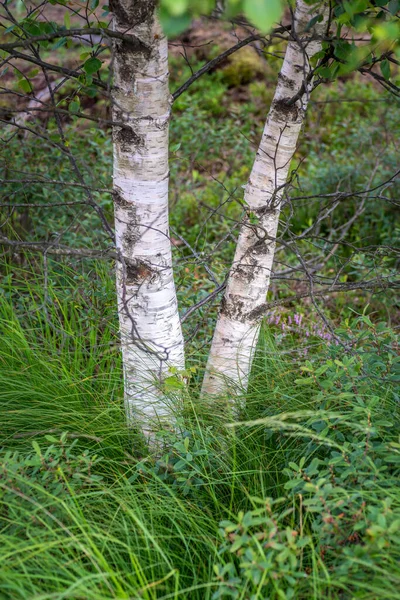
(202, 0, 329, 397)
(111, 0, 184, 432)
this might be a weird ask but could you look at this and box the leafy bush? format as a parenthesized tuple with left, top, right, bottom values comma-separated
(214, 498, 310, 599)
(0, 305, 399, 598)
(1, 435, 103, 538)
(211, 316, 400, 599)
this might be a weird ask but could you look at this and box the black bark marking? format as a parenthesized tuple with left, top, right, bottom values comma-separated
(122, 228, 140, 250)
(118, 60, 135, 83)
(109, 0, 156, 28)
(126, 260, 155, 284)
(115, 126, 143, 151)
(255, 204, 279, 218)
(278, 72, 296, 90)
(293, 63, 305, 73)
(113, 189, 131, 208)
(113, 191, 141, 249)
(114, 37, 151, 84)
(220, 294, 247, 322)
(252, 238, 272, 256)
(115, 35, 151, 59)
(243, 303, 266, 322)
(272, 98, 299, 120)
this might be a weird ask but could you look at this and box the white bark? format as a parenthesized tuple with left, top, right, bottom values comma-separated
(202, 0, 329, 397)
(111, 1, 184, 433)
(212, 0, 225, 18)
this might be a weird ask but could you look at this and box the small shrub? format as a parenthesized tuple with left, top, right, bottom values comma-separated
(213, 498, 310, 599)
(0, 434, 103, 536)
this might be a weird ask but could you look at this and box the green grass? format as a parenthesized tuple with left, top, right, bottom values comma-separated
(1, 265, 400, 599)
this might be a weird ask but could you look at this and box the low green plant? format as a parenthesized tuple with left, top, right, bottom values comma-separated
(213, 497, 310, 599)
(1, 434, 103, 534)
(0, 297, 399, 598)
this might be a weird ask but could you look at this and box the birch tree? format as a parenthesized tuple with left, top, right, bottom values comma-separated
(1, 0, 399, 441)
(111, 0, 184, 433)
(202, 0, 330, 397)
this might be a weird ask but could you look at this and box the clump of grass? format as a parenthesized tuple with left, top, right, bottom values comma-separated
(1, 263, 400, 599)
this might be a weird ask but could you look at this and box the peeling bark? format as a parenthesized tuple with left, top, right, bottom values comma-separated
(202, 0, 329, 398)
(112, 1, 184, 434)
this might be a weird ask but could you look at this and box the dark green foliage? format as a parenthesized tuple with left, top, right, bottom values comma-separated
(1, 435, 103, 536)
(214, 498, 310, 599)
(0, 275, 399, 598)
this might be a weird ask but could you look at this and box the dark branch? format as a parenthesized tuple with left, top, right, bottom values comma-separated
(172, 25, 290, 102)
(246, 278, 400, 321)
(0, 27, 148, 53)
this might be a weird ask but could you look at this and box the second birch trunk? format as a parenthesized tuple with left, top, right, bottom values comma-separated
(202, 0, 329, 397)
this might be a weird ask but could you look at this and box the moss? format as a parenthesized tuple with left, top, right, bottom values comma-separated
(221, 46, 268, 87)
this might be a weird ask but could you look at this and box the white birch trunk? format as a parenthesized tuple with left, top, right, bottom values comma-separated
(111, 1, 184, 434)
(202, 0, 328, 397)
(212, 0, 225, 18)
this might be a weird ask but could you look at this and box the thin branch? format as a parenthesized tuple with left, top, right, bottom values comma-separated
(0, 178, 112, 192)
(246, 278, 400, 321)
(0, 27, 148, 53)
(0, 234, 116, 260)
(172, 25, 290, 102)
(5, 49, 108, 89)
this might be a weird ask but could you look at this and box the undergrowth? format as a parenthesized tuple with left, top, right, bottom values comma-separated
(0, 266, 399, 599)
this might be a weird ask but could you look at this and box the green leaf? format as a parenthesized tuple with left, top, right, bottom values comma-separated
(54, 37, 67, 50)
(164, 376, 184, 390)
(305, 14, 323, 32)
(83, 57, 102, 74)
(220, 520, 236, 529)
(294, 376, 314, 385)
(380, 58, 391, 80)
(243, 0, 282, 32)
(69, 101, 80, 113)
(229, 536, 244, 553)
(317, 66, 333, 79)
(18, 79, 33, 93)
(388, 0, 400, 15)
(343, 0, 369, 19)
(174, 459, 186, 470)
(32, 440, 42, 456)
(334, 41, 352, 61)
(284, 479, 301, 490)
(64, 11, 70, 29)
